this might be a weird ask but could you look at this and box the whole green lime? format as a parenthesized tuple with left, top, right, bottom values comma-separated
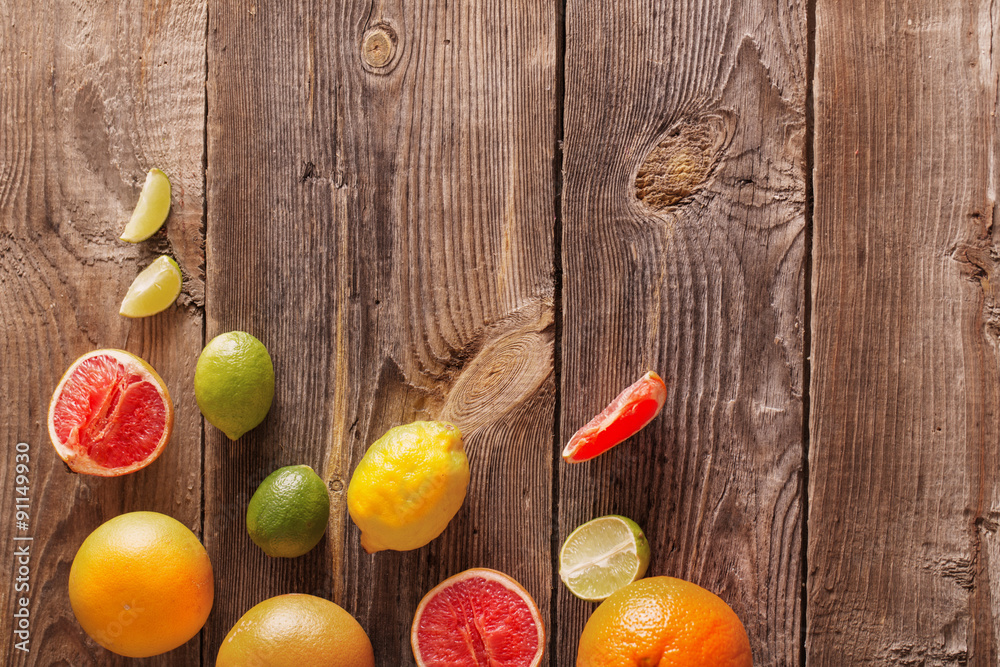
(195, 331, 274, 440)
(247, 465, 331, 558)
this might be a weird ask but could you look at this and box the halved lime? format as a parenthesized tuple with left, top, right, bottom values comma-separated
(119, 255, 183, 318)
(559, 514, 650, 601)
(120, 168, 171, 242)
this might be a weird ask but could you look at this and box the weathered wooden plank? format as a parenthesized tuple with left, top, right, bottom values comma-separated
(560, 0, 807, 664)
(204, 0, 558, 663)
(809, 2, 1000, 663)
(0, 0, 206, 665)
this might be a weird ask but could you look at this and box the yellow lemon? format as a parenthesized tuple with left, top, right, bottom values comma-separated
(347, 421, 469, 553)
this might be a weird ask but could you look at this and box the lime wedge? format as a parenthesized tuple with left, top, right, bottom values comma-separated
(559, 515, 650, 601)
(120, 168, 171, 242)
(119, 255, 183, 318)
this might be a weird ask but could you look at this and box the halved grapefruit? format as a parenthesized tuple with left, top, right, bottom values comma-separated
(48, 349, 173, 476)
(411, 568, 545, 666)
(562, 370, 667, 463)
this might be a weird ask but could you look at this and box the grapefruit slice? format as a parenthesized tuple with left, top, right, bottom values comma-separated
(48, 349, 173, 476)
(411, 568, 544, 667)
(562, 370, 667, 463)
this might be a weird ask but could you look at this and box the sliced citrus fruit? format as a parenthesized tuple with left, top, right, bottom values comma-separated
(120, 168, 171, 242)
(559, 515, 650, 602)
(411, 568, 544, 666)
(69, 511, 213, 658)
(562, 370, 667, 463)
(48, 349, 173, 476)
(119, 255, 183, 318)
(247, 465, 331, 558)
(217, 594, 374, 667)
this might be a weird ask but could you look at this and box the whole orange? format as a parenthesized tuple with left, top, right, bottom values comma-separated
(576, 576, 752, 667)
(68, 511, 214, 658)
(216, 594, 375, 667)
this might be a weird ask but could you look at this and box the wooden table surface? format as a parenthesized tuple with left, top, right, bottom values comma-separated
(4, 0, 997, 664)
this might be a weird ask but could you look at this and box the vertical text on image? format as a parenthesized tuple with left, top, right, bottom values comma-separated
(12, 441, 32, 654)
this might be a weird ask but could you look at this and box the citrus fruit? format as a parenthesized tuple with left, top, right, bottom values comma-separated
(119, 255, 183, 318)
(120, 168, 171, 242)
(68, 511, 213, 658)
(194, 331, 274, 440)
(559, 515, 650, 601)
(562, 370, 667, 463)
(216, 594, 374, 667)
(347, 421, 469, 553)
(576, 576, 752, 667)
(411, 568, 544, 666)
(48, 349, 173, 476)
(247, 464, 331, 558)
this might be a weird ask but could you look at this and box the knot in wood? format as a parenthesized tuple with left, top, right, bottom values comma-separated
(441, 315, 553, 434)
(362, 25, 397, 71)
(635, 116, 728, 210)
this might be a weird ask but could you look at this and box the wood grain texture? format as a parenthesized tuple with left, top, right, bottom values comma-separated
(0, 0, 206, 665)
(204, 0, 558, 663)
(560, 0, 807, 664)
(809, 2, 1000, 664)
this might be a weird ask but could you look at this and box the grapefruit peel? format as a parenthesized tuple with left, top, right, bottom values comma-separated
(562, 370, 667, 463)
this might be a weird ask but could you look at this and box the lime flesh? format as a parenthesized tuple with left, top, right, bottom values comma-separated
(559, 515, 650, 601)
(119, 255, 183, 318)
(120, 168, 171, 242)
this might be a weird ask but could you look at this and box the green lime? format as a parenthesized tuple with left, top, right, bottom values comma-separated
(119, 255, 183, 318)
(559, 515, 650, 601)
(120, 168, 171, 242)
(195, 331, 274, 440)
(247, 465, 330, 558)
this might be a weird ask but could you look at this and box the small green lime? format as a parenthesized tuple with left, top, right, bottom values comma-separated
(195, 331, 274, 440)
(559, 514, 650, 601)
(247, 465, 331, 558)
(120, 168, 171, 243)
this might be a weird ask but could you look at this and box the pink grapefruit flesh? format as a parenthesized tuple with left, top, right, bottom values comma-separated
(562, 370, 667, 463)
(411, 568, 544, 667)
(48, 349, 173, 476)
